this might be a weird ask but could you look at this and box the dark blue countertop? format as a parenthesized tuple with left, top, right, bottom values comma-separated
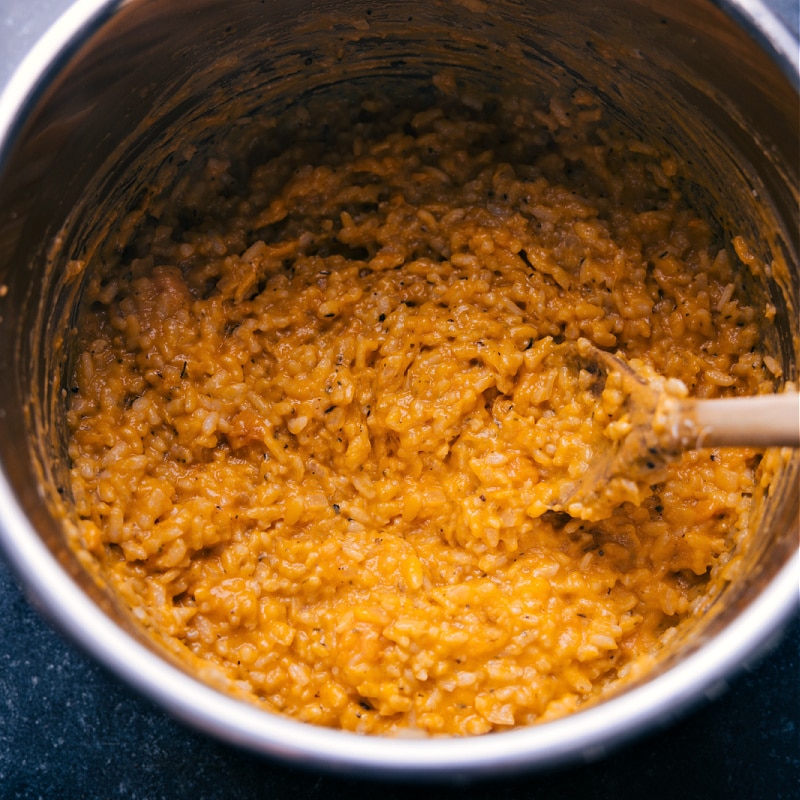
(1, 2, 799, 797)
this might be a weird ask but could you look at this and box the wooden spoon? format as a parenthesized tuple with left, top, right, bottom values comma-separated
(551, 339, 800, 520)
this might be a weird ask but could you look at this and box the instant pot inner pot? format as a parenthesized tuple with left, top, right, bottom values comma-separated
(0, 0, 797, 768)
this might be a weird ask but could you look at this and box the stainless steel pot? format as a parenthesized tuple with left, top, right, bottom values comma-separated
(0, 0, 797, 779)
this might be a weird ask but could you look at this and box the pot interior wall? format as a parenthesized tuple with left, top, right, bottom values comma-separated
(0, 0, 797, 713)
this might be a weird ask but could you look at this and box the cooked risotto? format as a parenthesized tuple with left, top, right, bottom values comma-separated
(66, 89, 777, 735)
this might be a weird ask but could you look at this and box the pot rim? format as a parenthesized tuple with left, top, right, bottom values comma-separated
(0, 0, 797, 778)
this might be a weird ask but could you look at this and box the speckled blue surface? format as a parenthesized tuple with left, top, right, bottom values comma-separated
(1, 2, 798, 797)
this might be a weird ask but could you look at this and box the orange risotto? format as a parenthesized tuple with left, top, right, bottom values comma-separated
(65, 90, 777, 735)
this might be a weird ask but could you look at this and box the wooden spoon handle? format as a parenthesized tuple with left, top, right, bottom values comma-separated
(689, 392, 800, 448)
